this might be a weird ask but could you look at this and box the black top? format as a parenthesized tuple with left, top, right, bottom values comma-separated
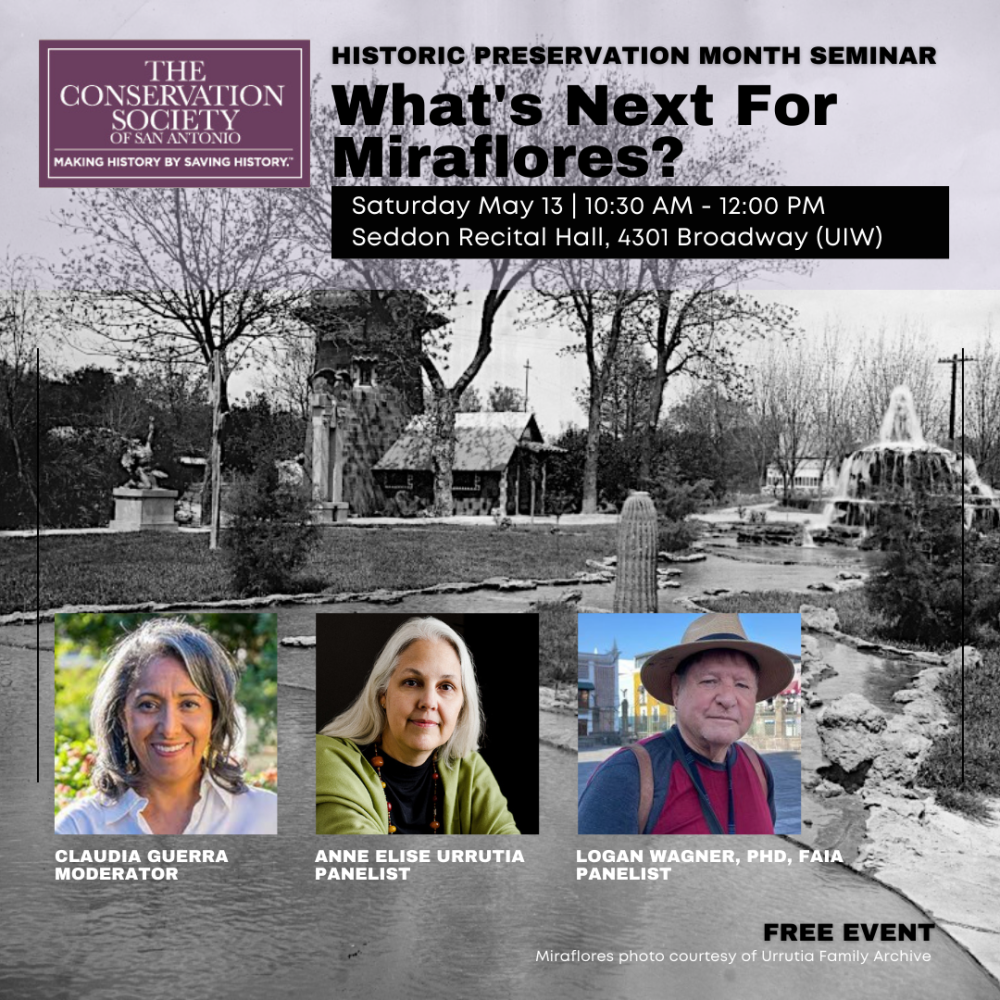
(361, 743, 437, 834)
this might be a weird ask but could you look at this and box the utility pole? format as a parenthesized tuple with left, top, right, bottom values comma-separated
(523, 359, 531, 412)
(938, 352, 976, 442)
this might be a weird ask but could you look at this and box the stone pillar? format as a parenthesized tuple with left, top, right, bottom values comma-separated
(773, 690, 786, 742)
(331, 407, 345, 506)
(308, 390, 349, 524)
(310, 391, 333, 502)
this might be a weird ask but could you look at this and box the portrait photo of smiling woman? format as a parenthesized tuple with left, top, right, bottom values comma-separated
(315, 614, 538, 835)
(54, 614, 278, 835)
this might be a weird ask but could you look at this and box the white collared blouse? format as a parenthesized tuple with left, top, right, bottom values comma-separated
(54, 773, 277, 834)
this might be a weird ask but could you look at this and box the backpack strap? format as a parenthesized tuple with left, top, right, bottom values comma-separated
(626, 742, 654, 834)
(738, 742, 768, 798)
(664, 726, 726, 834)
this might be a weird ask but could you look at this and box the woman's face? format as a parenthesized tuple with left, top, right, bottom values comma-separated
(379, 638, 464, 766)
(122, 656, 213, 791)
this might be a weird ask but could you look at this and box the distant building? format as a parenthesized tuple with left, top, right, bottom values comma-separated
(375, 411, 564, 516)
(765, 456, 841, 496)
(630, 655, 675, 737)
(577, 642, 619, 737)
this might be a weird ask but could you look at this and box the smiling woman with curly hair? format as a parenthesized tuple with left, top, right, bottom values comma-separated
(55, 618, 276, 835)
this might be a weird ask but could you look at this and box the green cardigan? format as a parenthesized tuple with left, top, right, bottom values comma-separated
(316, 735, 520, 835)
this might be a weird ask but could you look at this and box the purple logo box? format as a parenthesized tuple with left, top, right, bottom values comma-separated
(40, 40, 309, 187)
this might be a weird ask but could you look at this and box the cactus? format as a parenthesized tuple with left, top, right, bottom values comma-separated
(614, 491, 658, 612)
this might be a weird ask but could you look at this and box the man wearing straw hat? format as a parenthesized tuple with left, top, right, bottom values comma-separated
(578, 613, 795, 835)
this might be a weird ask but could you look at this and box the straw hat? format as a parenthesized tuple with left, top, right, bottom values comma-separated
(639, 613, 795, 705)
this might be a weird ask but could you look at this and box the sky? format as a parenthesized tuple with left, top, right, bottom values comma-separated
(9, 1, 1000, 435)
(577, 612, 802, 661)
(449, 288, 1000, 437)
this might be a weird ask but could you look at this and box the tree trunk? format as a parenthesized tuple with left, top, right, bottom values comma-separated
(581, 384, 603, 514)
(200, 365, 227, 530)
(209, 351, 223, 550)
(638, 302, 672, 485)
(428, 392, 456, 516)
(10, 430, 39, 516)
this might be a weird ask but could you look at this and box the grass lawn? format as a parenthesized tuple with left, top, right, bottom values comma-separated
(0, 523, 618, 615)
(699, 588, 931, 651)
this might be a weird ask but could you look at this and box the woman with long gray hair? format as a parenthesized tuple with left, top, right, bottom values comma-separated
(316, 616, 519, 834)
(55, 618, 277, 835)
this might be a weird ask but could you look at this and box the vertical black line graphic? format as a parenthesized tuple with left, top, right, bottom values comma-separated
(36, 346, 40, 784)
(960, 348, 965, 787)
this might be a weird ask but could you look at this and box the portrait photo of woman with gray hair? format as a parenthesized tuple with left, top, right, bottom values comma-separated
(55, 615, 278, 835)
(316, 614, 536, 835)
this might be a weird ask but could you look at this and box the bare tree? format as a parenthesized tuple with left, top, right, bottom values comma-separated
(634, 127, 808, 480)
(255, 329, 316, 421)
(551, 106, 810, 483)
(743, 356, 781, 494)
(848, 319, 945, 444)
(534, 257, 647, 512)
(637, 283, 800, 483)
(0, 252, 46, 515)
(807, 320, 861, 492)
(965, 326, 1000, 487)
(55, 187, 308, 530)
(763, 335, 817, 506)
(291, 67, 549, 514)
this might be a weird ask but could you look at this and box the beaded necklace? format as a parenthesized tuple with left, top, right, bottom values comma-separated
(370, 745, 440, 834)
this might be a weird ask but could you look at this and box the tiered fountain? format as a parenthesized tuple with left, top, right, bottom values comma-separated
(821, 386, 999, 537)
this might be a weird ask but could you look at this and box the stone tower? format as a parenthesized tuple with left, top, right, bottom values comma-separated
(298, 290, 444, 516)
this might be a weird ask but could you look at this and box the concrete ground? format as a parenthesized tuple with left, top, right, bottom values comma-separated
(577, 744, 802, 834)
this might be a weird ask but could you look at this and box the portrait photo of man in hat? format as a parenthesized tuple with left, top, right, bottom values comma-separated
(578, 613, 800, 835)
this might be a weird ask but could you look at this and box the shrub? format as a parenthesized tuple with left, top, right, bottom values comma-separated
(931, 786, 994, 822)
(538, 602, 577, 689)
(54, 737, 97, 815)
(917, 648, 1000, 804)
(650, 477, 714, 522)
(658, 518, 699, 553)
(865, 498, 970, 648)
(223, 456, 317, 597)
(246, 765, 278, 792)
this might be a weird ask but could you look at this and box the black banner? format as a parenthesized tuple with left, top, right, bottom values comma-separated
(331, 186, 948, 259)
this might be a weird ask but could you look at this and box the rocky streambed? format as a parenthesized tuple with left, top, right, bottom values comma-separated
(796, 608, 1000, 981)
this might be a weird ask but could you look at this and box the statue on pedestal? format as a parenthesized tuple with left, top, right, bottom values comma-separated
(110, 416, 178, 532)
(121, 417, 167, 490)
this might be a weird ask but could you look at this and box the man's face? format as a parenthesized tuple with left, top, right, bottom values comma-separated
(671, 651, 759, 761)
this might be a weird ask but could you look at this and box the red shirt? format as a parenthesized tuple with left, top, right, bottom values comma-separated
(650, 744, 774, 835)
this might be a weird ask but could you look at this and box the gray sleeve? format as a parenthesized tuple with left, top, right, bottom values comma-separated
(577, 750, 641, 834)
